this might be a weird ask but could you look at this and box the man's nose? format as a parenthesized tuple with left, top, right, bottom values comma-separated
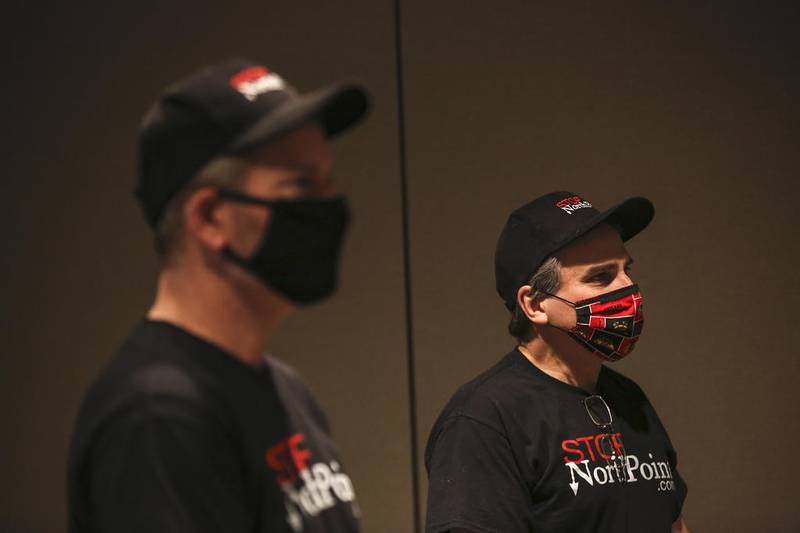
(617, 271, 634, 288)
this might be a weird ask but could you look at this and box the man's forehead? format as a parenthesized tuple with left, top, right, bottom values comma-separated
(245, 122, 332, 170)
(553, 223, 630, 269)
(252, 123, 327, 153)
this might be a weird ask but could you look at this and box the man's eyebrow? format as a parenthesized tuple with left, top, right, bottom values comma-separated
(276, 164, 329, 183)
(581, 262, 617, 278)
(275, 173, 314, 185)
(580, 257, 634, 279)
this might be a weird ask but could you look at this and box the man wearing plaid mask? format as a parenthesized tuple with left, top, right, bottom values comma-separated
(425, 192, 689, 533)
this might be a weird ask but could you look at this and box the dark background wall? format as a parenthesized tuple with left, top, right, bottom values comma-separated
(2, 1, 798, 532)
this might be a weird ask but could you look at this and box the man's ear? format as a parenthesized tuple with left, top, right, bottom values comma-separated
(183, 187, 228, 252)
(517, 285, 549, 327)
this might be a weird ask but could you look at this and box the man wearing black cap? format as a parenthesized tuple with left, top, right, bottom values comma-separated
(425, 193, 689, 533)
(67, 59, 369, 533)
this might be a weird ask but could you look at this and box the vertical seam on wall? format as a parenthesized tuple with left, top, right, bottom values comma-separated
(393, 0, 421, 531)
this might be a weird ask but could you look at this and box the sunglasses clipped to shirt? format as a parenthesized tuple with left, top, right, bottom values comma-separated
(582, 395, 628, 483)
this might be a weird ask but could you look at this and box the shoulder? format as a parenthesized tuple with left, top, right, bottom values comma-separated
(265, 355, 330, 431)
(72, 355, 235, 470)
(264, 354, 316, 400)
(68, 325, 246, 488)
(77, 336, 228, 436)
(125, 361, 210, 410)
(264, 354, 304, 385)
(430, 350, 530, 438)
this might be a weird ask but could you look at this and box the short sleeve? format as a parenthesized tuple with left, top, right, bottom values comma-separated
(656, 412, 688, 521)
(425, 415, 532, 533)
(267, 356, 331, 434)
(667, 441, 688, 520)
(86, 393, 253, 533)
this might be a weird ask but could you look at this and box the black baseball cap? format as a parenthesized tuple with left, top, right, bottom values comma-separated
(495, 192, 654, 311)
(136, 58, 370, 227)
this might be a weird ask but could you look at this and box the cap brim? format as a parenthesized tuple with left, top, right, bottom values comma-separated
(601, 196, 654, 242)
(552, 196, 654, 257)
(228, 82, 369, 153)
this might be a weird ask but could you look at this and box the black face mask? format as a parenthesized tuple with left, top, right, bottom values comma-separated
(216, 188, 350, 305)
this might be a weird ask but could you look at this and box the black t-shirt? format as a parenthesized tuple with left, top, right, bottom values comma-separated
(425, 348, 687, 533)
(68, 320, 361, 533)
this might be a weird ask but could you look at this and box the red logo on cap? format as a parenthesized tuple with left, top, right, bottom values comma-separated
(230, 66, 270, 90)
(229, 66, 286, 101)
(556, 195, 593, 215)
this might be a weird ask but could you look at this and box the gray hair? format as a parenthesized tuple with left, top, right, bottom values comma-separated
(154, 156, 251, 266)
(507, 256, 562, 342)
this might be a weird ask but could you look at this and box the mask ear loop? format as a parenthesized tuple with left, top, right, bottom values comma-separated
(214, 188, 278, 267)
(216, 187, 280, 207)
(533, 290, 576, 334)
(537, 290, 577, 308)
(535, 290, 601, 353)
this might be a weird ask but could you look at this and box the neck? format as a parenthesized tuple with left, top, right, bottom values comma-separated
(518, 329, 603, 392)
(147, 259, 292, 368)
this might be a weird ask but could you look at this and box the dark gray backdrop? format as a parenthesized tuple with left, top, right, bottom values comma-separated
(1, 1, 798, 532)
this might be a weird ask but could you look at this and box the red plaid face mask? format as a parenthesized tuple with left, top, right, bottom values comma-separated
(545, 284, 644, 362)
